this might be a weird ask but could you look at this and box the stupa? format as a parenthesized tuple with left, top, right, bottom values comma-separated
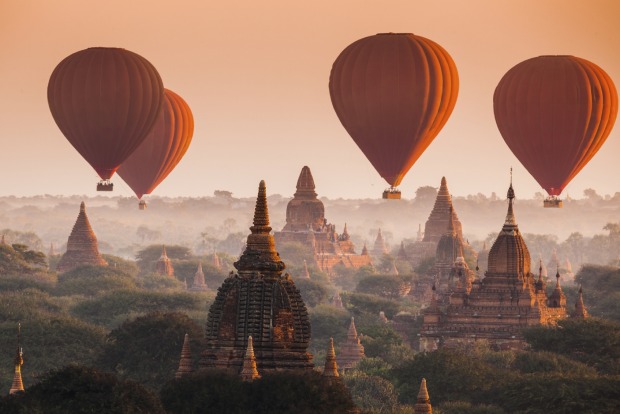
(274, 166, 371, 273)
(201, 181, 313, 373)
(322, 338, 339, 378)
(189, 262, 208, 291)
(9, 324, 24, 395)
(337, 317, 365, 369)
(56, 202, 107, 273)
(155, 245, 174, 277)
(372, 228, 388, 257)
(572, 286, 589, 319)
(175, 333, 193, 379)
(420, 179, 567, 351)
(414, 378, 433, 414)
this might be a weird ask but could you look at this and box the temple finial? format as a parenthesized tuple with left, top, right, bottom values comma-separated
(414, 378, 432, 413)
(175, 333, 193, 378)
(9, 322, 24, 394)
(251, 180, 271, 230)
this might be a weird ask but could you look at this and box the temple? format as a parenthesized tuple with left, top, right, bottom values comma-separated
(337, 317, 365, 370)
(56, 202, 107, 273)
(240, 336, 260, 381)
(405, 177, 475, 268)
(189, 263, 208, 291)
(274, 166, 371, 274)
(175, 333, 193, 379)
(155, 245, 174, 277)
(420, 180, 568, 351)
(201, 181, 313, 374)
(572, 286, 589, 319)
(372, 229, 389, 258)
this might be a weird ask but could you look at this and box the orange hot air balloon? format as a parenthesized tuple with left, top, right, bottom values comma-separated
(329, 33, 459, 199)
(494, 56, 617, 207)
(117, 89, 194, 209)
(47, 47, 164, 191)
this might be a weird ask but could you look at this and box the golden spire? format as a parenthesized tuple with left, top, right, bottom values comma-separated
(175, 333, 193, 379)
(240, 336, 260, 381)
(294, 166, 317, 198)
(414, 378, 432, 414)
(234, 181, 286, 278)
(502, 170, 518, 232)
(323, 338, 339, 377)
(9, 323, 24, 394)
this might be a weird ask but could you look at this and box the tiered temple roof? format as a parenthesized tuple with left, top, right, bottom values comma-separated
(420, 181, 567, 351)
(175, 333, 193, 378)
(337, 317, 365, 369)
(201, 181, 313, 373)
(274, 166, 371, 273)
(56, 202, 107, 273)
(155, 245, 174, 277)
(423, 177, 463, 244)
(572, 286, 589, 319)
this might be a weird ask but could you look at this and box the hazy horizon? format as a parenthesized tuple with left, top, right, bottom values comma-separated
(2, 0, 620, 199)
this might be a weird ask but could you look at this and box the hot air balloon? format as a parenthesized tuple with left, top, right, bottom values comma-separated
(494, 55, 617, 208)
(329, 33, 459, 199)
(117, 89, 194, 209)
(48, 47, 164, 191)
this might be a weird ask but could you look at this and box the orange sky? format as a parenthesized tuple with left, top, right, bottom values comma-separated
(1, 0, 619, 199)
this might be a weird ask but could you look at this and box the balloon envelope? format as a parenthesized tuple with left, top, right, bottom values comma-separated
(117, 89, 194, 199)
(47, 47, 164, 180)
(494, 55, 617, 196)
(329, 33, 459, 187)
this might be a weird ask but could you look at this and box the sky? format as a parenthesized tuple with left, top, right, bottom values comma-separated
(1, 0, 619, 200)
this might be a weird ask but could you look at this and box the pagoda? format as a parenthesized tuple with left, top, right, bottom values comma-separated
(322, 338, 339, 378)
(420, 180, 567, 351)
(240, 336, 260, 381)
(572, 286, 589, 319)
(9, 324, 24, 395)
(175, 333, 193, 379)
(201, 181, 313, 373)
(189, 263, 208, 291)
(274, 166, 371, 273)
(155, 245, 174, 277)
(414, 378, 433, 414)
(56, 202, 107, 273)
(337, 317, 365, 369)
(406, 177, 475, 268)
(372, 229, 388, 258)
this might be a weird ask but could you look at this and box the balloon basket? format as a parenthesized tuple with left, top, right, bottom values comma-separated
(138, 200, 147, 210)
(96, 180, 114, 192)
(382, 187, 401, 199)
(543, 197, 563, 208)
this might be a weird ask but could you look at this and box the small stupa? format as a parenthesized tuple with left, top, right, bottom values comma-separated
(337, 317, 365, 369)
(9, 323, 24, 395)
(212, 252, 221, 270)
(372, 229, 388, 257)
(175, 333, 193, 379)
(240, 336, 260, 381)
(332, 292, 344, 309)
(302, 260, 311, 279)
(56, 202, 107, 273)
(322, 338, 339, 378)
(155, 245, 175, 277)
(572, 286, 589, 319)
(413, 378, 433, 414)
(190, 263, 208, 291)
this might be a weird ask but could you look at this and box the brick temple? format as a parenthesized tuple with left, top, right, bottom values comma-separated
(56, 202, 107, 273)
(274, 166, 371, 274)
(420, 182, 569, 351)
(201, 180, 313, 373)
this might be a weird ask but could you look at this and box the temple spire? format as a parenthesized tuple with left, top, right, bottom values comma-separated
(156, 245, 174, 277)
(502, 171, 518, 232)
(573, 286, 589, 319)
(302, 260, 311, 279)
(9, 323, 24, 394)
(294, 166, 317, 198)
(240, 336, 260, 381)
(234, 181, 285, 277)
(190, 262, 208, 291)
(175, 333, 193, 378)
(414, 378, 432, 414)
(322, 338, 339, 378)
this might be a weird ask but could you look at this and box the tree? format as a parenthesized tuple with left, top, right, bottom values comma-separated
(0, 365, 165, 414)
(356, 275, 412, 300)
(135, 245, 192, 273)
(97, 312, 203, 389)
(295, 278, 329, 307)
(55, 265, 136, 296)
(0, 243, 47, 276)
(414, 186, 438, 203)
(343, 371, 401, 414)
